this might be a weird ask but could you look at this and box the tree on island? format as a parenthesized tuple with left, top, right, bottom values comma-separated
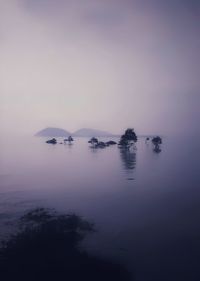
(118, 129, 137, 148)
(64, 136, 74, 144)
(88, 137, 98, 147)
(152, 136, 162, 153)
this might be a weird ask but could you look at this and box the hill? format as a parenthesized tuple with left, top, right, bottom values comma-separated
(35, 127, 71, 137)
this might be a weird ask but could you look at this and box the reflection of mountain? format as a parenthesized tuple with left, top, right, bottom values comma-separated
(119, 148, 136, 171)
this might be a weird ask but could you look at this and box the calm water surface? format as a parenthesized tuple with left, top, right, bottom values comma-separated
(0, 136, 200, 281)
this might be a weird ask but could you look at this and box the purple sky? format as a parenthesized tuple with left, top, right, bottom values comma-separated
(0, 0, 199, 136)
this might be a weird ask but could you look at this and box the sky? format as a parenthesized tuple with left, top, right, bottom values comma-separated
(0, 0, 199, 136)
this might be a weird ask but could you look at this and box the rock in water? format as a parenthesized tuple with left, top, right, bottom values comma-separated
(46, 138, 57, 144)
(106, 141, 117, 146)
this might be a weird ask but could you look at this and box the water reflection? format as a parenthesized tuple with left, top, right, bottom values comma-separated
(64, 142, 74, 149)
(119, 147, 136, 179)
(153, 146, 162, 153)
(88, 146, 98, 154)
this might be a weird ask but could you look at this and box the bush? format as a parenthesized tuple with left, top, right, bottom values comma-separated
(0, 208, 131, 281)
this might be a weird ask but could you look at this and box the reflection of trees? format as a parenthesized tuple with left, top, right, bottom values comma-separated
(153, 146, 162, 153)
(89, 146, 98, 154)
(64, 142, 73, 149)
(119, 147, 136, 171)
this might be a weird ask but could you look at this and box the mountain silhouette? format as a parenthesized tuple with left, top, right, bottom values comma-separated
(36, 127, 115, 137)
(35, 127, 71, 137)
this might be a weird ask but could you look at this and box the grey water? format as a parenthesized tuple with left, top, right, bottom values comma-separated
(0, 135, 200, 281)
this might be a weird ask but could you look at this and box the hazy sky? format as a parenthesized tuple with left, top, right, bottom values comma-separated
(0, 0, 199, 136)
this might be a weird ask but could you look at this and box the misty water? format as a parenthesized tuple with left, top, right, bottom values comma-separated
(0, 136, 200, 281)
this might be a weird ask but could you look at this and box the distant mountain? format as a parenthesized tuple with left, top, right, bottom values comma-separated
(35, 127, 71, 137)
(73, 128, 114, 137)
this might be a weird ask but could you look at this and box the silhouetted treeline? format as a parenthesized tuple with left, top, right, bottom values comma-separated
(0, 208, 132, 281)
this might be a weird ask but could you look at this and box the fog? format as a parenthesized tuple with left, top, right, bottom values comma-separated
(0, 0, 199, 136)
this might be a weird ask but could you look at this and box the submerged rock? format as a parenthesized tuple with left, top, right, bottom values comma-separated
(46, 138, 57, 144)
(95, 142, 107, 148)
(106, 141, 117, 146)
(89, 138, 117, 149)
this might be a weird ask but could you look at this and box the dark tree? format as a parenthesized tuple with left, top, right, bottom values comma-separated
(0, 208, 132, 281)
(152, 136, 162, 145)
(119, 129, 137, 146)
(152, 136, 162, 153)
(88, 137, 99, 146)
(64, 136, 74, 143)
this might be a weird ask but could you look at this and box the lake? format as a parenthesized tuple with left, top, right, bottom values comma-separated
(0, 135, 200, 281)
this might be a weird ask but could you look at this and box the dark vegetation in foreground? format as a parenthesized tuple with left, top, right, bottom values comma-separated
(0, 208, 131, 281)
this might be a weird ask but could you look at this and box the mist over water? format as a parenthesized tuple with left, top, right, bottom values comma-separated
(1, 0, 200, 136)
(0, 135, 200, 280)
(0, 0, 200, 280)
